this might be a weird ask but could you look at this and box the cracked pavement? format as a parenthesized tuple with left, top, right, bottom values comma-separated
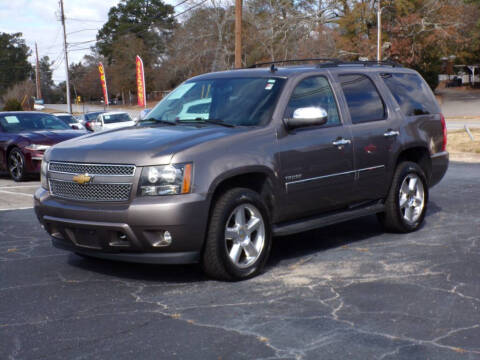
(1, 162, 479, 359)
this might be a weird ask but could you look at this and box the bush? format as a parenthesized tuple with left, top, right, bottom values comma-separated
(421, 70, 439, 91)
(3, 98, 23, 111)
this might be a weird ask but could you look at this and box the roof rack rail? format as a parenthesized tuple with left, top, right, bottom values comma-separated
(248, 58, 341, 69)
(318, 60, 402, 68)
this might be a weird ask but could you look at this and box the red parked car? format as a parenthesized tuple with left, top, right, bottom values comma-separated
(0, 112, 87, 181)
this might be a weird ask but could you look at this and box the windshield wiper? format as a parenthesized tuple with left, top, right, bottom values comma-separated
(180, 118, 235, 128)
(140, 118, 177, 126)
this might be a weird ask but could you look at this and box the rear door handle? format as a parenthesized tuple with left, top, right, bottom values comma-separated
(384, 130, 400, 137)
(332, 138, 351, 146)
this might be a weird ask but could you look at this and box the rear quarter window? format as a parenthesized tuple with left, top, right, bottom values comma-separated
(339, 74, 386, 124)
(381, 73, 440, 116)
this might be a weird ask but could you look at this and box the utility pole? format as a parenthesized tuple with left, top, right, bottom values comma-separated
(377, 0, 382, 62)
(235, 0, 242, 68)
(59, 0, 72, 113)
(35, 42, 42, 100)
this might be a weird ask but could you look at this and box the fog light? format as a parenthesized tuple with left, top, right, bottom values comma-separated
(152, 231, 172, 247)
(109, 232, 130, 247)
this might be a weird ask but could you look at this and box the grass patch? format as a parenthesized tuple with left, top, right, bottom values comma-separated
(448, 129, 480, 154)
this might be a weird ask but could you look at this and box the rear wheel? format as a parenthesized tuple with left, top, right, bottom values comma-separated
(8, 148, 27, 182)
(379, 161, 428, 233)
(202, 188, 271, 281)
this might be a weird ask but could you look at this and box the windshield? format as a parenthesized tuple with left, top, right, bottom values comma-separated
(56, 115, 78, 124)
(85, 112, 103, 121)
(103, 113, 132, 124)
(0, 113, 71, 133)
(142, 77, 286, 126)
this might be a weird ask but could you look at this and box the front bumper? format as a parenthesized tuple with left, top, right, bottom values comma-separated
(34, 188, 209, 264)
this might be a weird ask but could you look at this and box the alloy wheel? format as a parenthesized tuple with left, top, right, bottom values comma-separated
(398, 173, 425, 225)
(224, 204, 265, 268)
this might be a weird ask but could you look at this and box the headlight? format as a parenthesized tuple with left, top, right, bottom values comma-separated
(138, 163, 192, 196)
(41, 160, 48, 190)
(25, 144, 51, 151)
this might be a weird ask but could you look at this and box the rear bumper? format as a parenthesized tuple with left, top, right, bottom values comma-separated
(430, 151, 449, 187)
(34, 188, 209, 264)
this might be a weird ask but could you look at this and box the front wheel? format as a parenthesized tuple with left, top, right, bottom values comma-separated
(379, 161, 429, 233)
(202, 188, 272, 281)
(8, 148, 27, 182)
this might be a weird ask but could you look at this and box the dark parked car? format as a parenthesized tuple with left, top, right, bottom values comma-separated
(0, 112, 86, 181)
(35, 60, 448, 280)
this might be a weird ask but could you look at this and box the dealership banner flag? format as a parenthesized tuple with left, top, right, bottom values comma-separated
(98, 62, 109, 106)
(136, 55, 146, 107)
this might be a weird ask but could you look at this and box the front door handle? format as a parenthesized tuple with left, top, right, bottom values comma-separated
(384, 130, 400, 137)
(332, 138, 351, 147)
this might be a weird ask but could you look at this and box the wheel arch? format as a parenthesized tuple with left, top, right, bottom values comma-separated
(207, 166, 279, 223)
(394, 146, 432, 183)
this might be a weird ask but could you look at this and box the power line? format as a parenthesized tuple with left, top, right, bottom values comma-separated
(67, 28, 98, 35)
(174, 0, 189, 8)
(174, 0, 208, 17)
(68, 39, 97, 47)
(67, 18, 105, 23)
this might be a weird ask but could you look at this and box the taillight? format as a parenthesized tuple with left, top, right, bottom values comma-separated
(85, 121, 92, 131)
(440, 114, 447, 151)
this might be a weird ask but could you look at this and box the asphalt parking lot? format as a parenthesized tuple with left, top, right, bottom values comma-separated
(1, 162, 479, 359)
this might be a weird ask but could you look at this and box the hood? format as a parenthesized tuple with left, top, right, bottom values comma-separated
(20, 130, 87, 146)
(47, 125, 242, 165)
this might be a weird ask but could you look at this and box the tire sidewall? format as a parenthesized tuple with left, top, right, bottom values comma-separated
(216, 189, 272, 280)
(394, 163, 429, 231)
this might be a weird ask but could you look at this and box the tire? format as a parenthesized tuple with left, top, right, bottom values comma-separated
(8, 148, 27, 182)
(378, 161, 429, 233)
(202, 188, 272, 281)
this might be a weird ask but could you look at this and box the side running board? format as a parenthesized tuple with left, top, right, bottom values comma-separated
(272, 202, 385, 237)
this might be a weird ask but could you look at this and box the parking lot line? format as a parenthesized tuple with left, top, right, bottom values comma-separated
(0, 206, 33, 211)
(0, 189, 34, 197)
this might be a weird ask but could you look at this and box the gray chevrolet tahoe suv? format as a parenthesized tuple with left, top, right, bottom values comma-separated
(34, 60, 449, 280)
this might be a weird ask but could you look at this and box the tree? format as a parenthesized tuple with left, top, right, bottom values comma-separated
(0, 32, 32, 96)
(96, 0, 176, 64)
(69, 54, 104, 102)
(32, 56, 57, 102)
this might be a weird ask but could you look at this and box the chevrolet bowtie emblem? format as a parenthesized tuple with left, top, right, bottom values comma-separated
(73, 174, 92, 185)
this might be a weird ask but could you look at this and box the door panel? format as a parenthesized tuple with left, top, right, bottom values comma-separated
(278, 126, 354, 219)
(336, 73, 400, 201)
(277, 75, 355, 220)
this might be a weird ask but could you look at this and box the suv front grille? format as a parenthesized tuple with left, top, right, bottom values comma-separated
(49, 162, 135, 176)
(49, 180, 132, 202)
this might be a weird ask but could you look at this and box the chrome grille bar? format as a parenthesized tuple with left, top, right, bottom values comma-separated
(49, 161, 135, 176)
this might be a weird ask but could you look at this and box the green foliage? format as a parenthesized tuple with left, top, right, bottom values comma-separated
(0, 32, 32, 96)
(3, 98, 22, 111)
(96, 0, 175, 63)
(418, 69, 440, 91)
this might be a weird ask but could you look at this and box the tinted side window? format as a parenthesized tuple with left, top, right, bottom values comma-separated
(339, 74, 386, 124)
(381, 73, 440, 116)
(285, 76, 340, 126)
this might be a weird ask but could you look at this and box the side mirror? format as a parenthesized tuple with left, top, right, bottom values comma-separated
(285, 107, 328, 130)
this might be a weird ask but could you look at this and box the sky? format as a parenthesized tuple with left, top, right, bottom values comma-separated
(0, 0, 180, 84)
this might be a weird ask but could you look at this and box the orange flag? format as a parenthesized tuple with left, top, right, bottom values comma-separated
(136, 55, 146, 107)
(98, 62, 109, 106)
